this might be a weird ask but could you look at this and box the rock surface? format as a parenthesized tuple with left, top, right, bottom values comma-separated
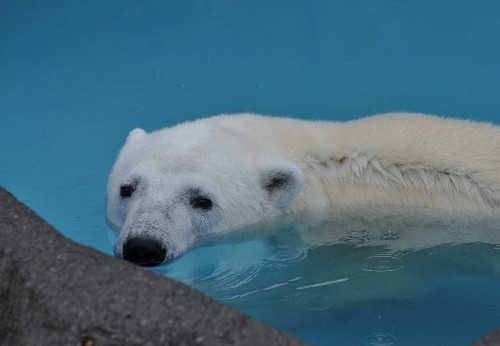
(473, 329, 500, 346)
(0, 187, 305, 346)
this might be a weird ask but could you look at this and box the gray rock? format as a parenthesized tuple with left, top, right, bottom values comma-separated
(0, 187, 306, 346)
(472, 329, 500, 346)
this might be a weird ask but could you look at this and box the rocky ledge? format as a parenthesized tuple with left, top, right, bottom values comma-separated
(473, 329, 500, 346)
(0, 187, 305, 346)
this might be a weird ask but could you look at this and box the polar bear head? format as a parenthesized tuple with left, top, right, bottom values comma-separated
(106, 117, 304, 266)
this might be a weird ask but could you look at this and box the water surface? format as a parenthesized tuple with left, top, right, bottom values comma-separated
(2, 1, 500, 344)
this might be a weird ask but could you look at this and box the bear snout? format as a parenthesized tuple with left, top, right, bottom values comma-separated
(123, 237, 167, 266)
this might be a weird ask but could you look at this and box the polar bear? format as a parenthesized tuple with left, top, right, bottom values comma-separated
(106, 113, 500, 266)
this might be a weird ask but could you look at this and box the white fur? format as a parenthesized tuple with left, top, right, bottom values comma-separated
(107, 112, 500, 262)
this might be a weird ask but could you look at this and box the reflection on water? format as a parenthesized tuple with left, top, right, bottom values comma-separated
(159, 207, 500, 345)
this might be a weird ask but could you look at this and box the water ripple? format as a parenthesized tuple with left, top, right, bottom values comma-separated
(291, 293, 336, 311)
(263, 243, 308, 267)
(296, 278, 349, 290)
(379, 230, 401, 241)
(363, 332, 398, 346)
(196, 265, 262, 296)
(339, 229, 372, 245)
(360, 254, 405, 273)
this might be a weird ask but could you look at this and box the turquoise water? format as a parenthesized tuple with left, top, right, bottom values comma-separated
(2, 1, 500, 344)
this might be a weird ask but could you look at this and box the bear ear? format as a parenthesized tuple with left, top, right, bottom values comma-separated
(125, 128, 147, 146)
(259, 161, 304, 210)
(119, 128, 147, 154)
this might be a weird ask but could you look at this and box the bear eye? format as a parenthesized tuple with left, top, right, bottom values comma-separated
(190, 196, 213, 210)
(120, 185, 134, 198)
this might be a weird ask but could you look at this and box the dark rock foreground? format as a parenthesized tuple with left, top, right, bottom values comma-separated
(0, 187, 305, 346)
(473, 329, 500, 346)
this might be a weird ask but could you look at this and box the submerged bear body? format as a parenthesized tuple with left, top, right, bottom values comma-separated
(106, 113, 500, 265)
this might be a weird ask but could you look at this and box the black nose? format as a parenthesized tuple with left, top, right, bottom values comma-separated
(123, 238, 166, 266)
